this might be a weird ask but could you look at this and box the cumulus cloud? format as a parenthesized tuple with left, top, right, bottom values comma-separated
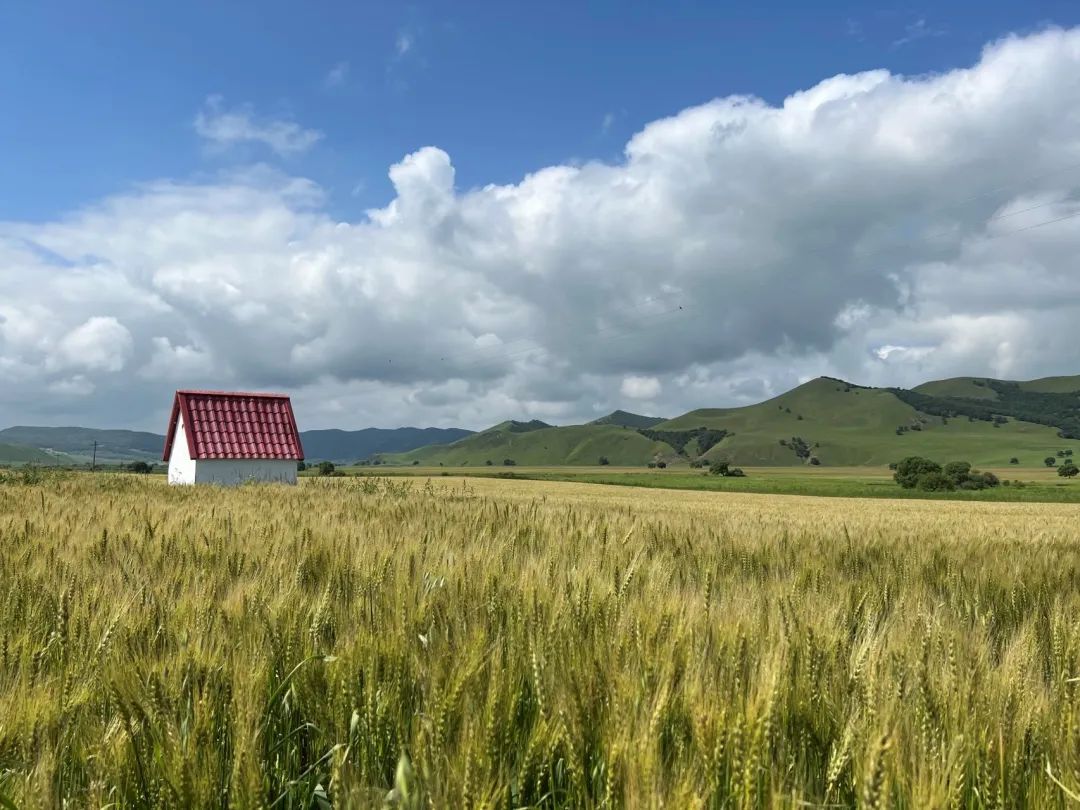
(621, 376, 661, 400)
(194, 96, 323, 156)
(5, 27, 1080, 430)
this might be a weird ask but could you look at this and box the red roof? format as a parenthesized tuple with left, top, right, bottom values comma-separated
(162, 390, 304, 461)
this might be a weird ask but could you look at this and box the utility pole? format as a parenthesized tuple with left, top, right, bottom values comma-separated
(91, 441, 97, 472)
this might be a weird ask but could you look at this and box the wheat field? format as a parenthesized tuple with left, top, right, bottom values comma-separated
(3, 473, 1080, 808)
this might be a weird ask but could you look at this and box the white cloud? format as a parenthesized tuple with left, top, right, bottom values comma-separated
(323, 61, 349, 89)
(396, 31, 413, 56)
(194, 96, 323, 156)
(621, 376, 661, 400)
(49, 317, 133, 374)
(5, 27, 1080, 429)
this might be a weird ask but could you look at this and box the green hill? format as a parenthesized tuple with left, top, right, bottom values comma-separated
(913, 377, 999, 400)
(386, 374, 1080, 468)
(0, 442, 76, 466)
(0, 426, 163, 463)
(589, 410, 666, 429)
(386, 421, 676, 467)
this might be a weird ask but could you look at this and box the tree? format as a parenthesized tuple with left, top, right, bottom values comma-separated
(1059, 462, 1079, 478)
(485, 460, 493, 466)
(317, 461, 336, 476)
(297, 461, 307, 472)
(503, 458, 517, 466)
(128, 461, 152, 474)
(709, 461, 730, 476)
(1045, 457, 1058, 467)
(916, 471, 955, 492)
(412, 460, 420, 465)
(598, 456, 610, 466)
(808, 456, 821, 466)
(981, 471, 1001, 488)
(656, 461, 667, 469)
(1009, 457, 1019, 465)
(943, 461, 972, 485)
(893, 456, 942, 489)
(727, 467, 746, 477)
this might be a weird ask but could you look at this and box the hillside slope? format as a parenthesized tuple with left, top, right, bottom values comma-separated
(589, 410, 666, 429)
(0, 442, 76, 465)
(387, 422, 676, 466)
(658, 377, 1079, 467)
(301, 427, 474, 462)
(0, 426, 163, 463)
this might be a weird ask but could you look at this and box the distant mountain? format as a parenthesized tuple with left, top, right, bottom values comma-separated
(0, 426, 163, 463)
(300, 427, 474, 463)
(0, 442, 77, 465)
(590, 410, 666, 429)
(0, 424, 475, 465)
(387, 419, 671, 467)
(389, 374, 1080, 468)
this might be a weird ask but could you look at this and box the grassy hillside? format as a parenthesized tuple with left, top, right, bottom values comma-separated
(914, 374, 1080, 398)
(1019, 374, 1080, 393)
(0, 426, 163, 463)
(387, 422, 675, 466)
(913, 377, 999, 399)
(659, 377, 1080, 467)
(388, 375, 1080, 468)
(299, 426, 474, 462)
(0, 442, 76, 465)
(589, 410, 666, 429)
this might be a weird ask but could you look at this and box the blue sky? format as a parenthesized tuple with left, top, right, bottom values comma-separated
(5, 1, 1077, 223)
(4, 2, 1080, 430)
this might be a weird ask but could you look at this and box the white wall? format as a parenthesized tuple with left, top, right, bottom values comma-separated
(167, 412, 197, 484)
(167, 411, 298, 486)
(194, 459, 298, 486)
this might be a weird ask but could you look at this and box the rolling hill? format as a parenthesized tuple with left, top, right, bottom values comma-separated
(387, 421, 675, 467)
(589, 410, 666, 428)
(0, 442, 77, 466)
(386, 375, 1080, 468)
(300, 427, 474, 462)
(0, 425, 477, 465)
(0, 426, 164, 463)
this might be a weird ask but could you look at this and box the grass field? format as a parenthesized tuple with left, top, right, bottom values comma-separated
(4, 472, 1080, 806)
(346, 464, 1080, 503)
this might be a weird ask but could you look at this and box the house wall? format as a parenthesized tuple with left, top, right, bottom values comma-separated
(167, 412, 197, 484)
(168, 411, 299, 486)
(194, 459, 298, 486)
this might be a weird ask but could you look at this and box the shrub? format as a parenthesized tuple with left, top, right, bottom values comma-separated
(127, 461, 153, 474)
(808, 457, 821, 466)
(1009, 457, 1019, 465)
(916, 471, 955, 492)
(412, 460, 420, 466)
(1045, 457, 1058, 467)
(656, 461, 667, 469)
(943, 461, 972, 484)
(981, 471, 1000, 487)
(297, 461, 307, 472)
(893, 456, 942, 489)
(317, 461, 336, 476)
(485, 460, 493, 466)
(647, 462, 656, 469)
(709, 461, 730, 476)
(502, 459, 517, 467)
(727, 467, 746, 477)
(598, 456, 610, 466)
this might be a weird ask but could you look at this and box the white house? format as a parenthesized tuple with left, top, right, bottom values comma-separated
(163, 390, 305, 485)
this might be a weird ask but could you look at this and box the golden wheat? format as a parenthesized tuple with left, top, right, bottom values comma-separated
(1, 472, 1079, 808)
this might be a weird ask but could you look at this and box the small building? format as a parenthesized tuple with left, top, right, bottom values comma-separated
(163, 390, 305, 485)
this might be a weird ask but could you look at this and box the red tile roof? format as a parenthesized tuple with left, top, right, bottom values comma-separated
(162, 390, 305, 461)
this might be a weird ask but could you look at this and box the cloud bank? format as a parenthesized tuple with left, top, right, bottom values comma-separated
(4, 28, 1080, 430)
